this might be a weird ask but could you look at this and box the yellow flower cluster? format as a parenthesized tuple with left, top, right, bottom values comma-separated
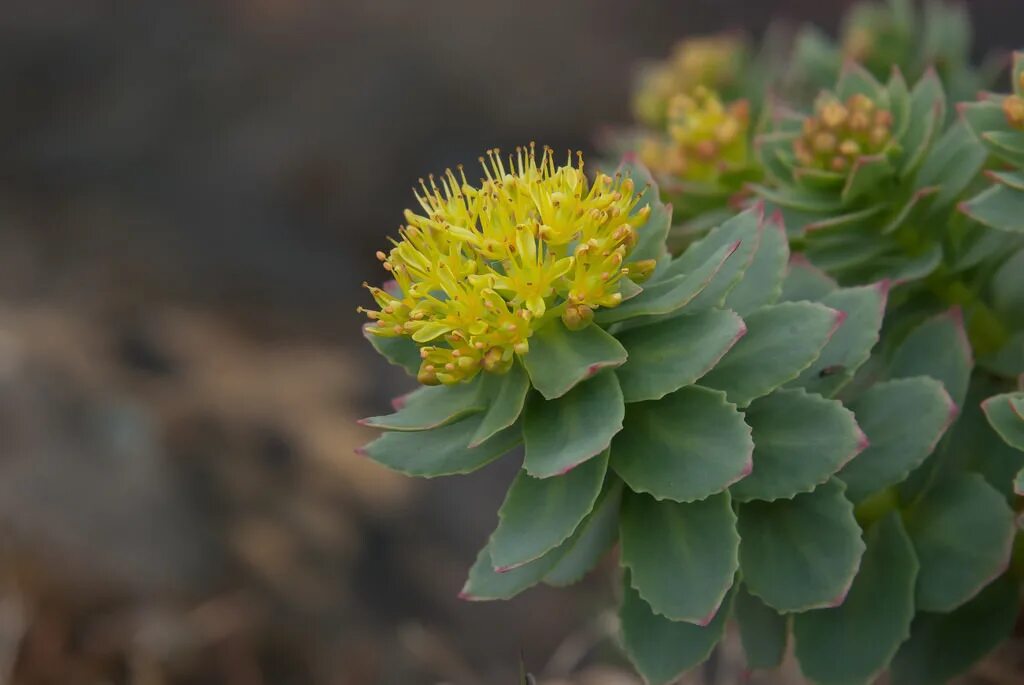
(361, 145, 653, 385)
(794, 94, 894, 174)
(633, 35, 745, 128)
(640, 87, 751, 184)
(1003, 73, 1024, 129)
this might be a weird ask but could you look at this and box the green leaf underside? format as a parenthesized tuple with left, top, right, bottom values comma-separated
(701, 301, 840, 407)
(543, 479, 623, 587)
(889, 308, 973, 409)
(891, 574, 1018, 685)
(982, 392, 1024, 451)
(735, 584, 788, 671)
(611, 385, 754, 502)
(615, 309, 746, 403)
(737, 479, 865, 613)
(722, 217, 789, 315)
(620, 491, 739, 624)
(619, 573, 734, 685)
(363, 414, 521, 477)
(490, 451, 609, 570)
(904, 473, 1014, 613)
(365, 327, 421, 375)
(790, 284, 887, 397)
(470, 362, 531, 446)
(596, 241, 738, 324)
(731, 388, 865, 503)
(361, 375, 486, 431)
(838, 377, 955, 502)
(793, 513, 919, 685)
(523, 370, 624, 478)
(521, 321, 627, 400)
(780, 257, 838, 302)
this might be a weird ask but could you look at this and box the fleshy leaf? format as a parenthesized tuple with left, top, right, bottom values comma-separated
(961, 184, 1024, 233)
(619, 573, 733, 685)
(891, 574, 1018, 685)
(904, 473, 1014, 612)
(521, 321, 627, 400)
(792, 513, 918, 685)
(701, 301, 841, 407)
(841, 154, 892, 205)
(889, 308, 973, 409)
(735, 584, 788, 671)
(361, 415, 521, 477)
(595, 241, 739, 325)
(470, 362, 531, 447)
(779, 256, 837, 302)
(916, 120, 987, 208)
(620, 491, 739, 624)
(619, 156, 672, 265)
(364, 326, 421, 376)
(730, 388, 866, 503)
(615, 309, 746, 402)
(722, 214, 789, 315)
(981, 392, 1024, 452)
(790, 283, 887, 397)
(543, 479, 623, 587)
(360, 375, 486, 431)
(838, 377, 955, 502)
(611, 386, 753, 502)
(737, 479, 865, 613)
(523, 371, 624, 478)
(460, 541, 562, 601)
(490, 451, 608, 570)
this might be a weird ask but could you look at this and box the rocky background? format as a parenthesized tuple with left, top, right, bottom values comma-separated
(0, 1, 1022, 683)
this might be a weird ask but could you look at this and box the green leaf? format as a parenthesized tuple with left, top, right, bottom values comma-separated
(916, 120, 988, 208)
(790, 283, 887, 397)
(460, 541, 562, 601)
(838, 377, 955, 502)
(889, 308, 973, 409)
(521, 321, 627, 400)
(619, 573, 733, 685)
(730, 388, 866, 503)
(364, 326, 421, 376)
(959, 100, 1011, 140)
(620, 491, 739, 624)
(722, 214, 789, 315)
(470, 362, 531, 447)
(735, 584, 788, 671)
(991, 247, 1024, 321)
(523, 371, 624, 478)
(490, 451, 608, 570)
(835, 61, 884, 101)
(904, 473, 1015, 612)
(841, 155, 893, 205)
(737, 479, 865, 613)
(899, 70, 945, 177)
(780, 256, 837, 302)
(792, 513, 919, 685)
(595, 241, 739, 325)
(961, 184, 1024, 234)
(543, 479, 623, 587)
(701, 301, 841, 407)
(360, 375, 486, 431)
(890, 574, 1018, 685)
(982, 392, 1024, 452)
(615, 309, 746, 403)
(361, 414, 521, 477)
(611, 386, 753, 502)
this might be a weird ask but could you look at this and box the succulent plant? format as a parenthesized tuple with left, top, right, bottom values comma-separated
(354, 141, 1024, 684)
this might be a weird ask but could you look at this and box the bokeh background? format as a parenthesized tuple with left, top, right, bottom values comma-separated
(1, 2, 1023, 684)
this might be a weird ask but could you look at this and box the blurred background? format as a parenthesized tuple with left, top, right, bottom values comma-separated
(1, 1, 1023, 683)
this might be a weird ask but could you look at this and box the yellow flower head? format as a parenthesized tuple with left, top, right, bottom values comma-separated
(361, 144, 653, 386)
(794, 93, 894, 175)
(640, 87, 751, 183)
(633, 35, 745, 128)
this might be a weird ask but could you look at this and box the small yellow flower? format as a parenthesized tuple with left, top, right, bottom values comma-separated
(361, 144, 652, 385)
(1003, 94, 1024, 130)
(794, 94, 894, 174)
(641, 87, 751, 184)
